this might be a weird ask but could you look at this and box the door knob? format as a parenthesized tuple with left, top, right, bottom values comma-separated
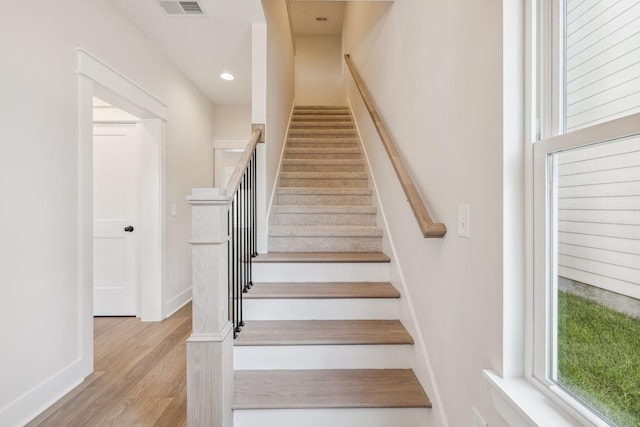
(124, 226, 134, 232)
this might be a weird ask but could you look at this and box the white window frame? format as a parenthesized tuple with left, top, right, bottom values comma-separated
(532, 112, 640, 427)
(530, 0, 640, 424)
(485, 0, 640, 423)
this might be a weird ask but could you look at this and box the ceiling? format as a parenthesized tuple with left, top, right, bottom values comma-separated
(290, 1, 345, 35)
(109, 0, 265, 106)
(107, 1, 379, 106)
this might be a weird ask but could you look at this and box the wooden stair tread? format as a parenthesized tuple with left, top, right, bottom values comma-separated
(254, 252, 390, 263)
(246, 282, 400, 299)
(234, 320, 413, 346)
(233, 369, 431, 409)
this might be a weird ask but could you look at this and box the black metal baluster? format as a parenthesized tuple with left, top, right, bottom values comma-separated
(252, 151, 258, 257)
(230, 143, 259, 339)
(238, 177, 245, 329)
(232, 197, 238, 337)
(235, 191, 242, 334)
(249, 153, 255, 289)
(244, 170, 250, 292)
(227, 206, 232, 327)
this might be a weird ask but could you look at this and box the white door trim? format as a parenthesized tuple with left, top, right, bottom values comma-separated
(77, 49, 167, 372)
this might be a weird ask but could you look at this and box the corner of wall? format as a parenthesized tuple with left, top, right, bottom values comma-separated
(0, 360, 88, 427)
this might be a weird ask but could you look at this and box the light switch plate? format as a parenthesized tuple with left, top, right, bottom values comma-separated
(458, 204, 470, 238)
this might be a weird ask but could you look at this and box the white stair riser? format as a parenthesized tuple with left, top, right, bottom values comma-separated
(269, 236, 382, 252)
(234, 344, 413, 370)
(243, 298, 400, 320)
(234, 408, 431, 427)
(254, 262, 389, 282)
(277, 193, 372, 206)
(272, 212, 376, 226)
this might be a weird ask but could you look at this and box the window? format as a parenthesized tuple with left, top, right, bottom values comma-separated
(532, 0, 640, 425)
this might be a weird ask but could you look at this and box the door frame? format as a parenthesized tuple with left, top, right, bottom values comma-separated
(77, 49, 167, 371)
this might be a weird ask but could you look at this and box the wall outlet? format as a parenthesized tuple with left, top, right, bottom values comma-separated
(473, 407, 487, 427)
(458, 204, 471, 238)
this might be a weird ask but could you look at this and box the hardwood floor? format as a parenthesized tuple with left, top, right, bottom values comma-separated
(27, 304, 191, 427)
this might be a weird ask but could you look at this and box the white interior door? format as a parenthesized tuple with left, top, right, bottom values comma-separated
(93, 124, 140, 316)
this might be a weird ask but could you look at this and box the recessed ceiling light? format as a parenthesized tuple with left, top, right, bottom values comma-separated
(220, 72, 234, 81)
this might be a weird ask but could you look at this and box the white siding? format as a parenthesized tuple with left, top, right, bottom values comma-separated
(565, 0, 640, 131)
(557, 135, 640, 298)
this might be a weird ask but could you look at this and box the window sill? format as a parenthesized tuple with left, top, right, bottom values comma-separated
(483, 370, 582, 427)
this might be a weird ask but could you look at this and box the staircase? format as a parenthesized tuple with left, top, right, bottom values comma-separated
(269, 106, 383, 253)
(232, 106, 431, 427)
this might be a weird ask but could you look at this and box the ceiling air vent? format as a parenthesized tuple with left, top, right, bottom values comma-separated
(158, 1, 205, 16)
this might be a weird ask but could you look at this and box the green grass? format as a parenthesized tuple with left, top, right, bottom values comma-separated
(557, 291, 640, 426)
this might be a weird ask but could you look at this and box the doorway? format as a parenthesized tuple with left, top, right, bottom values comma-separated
(78, 49, 168, 373)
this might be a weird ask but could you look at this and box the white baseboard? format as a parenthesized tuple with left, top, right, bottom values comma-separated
(0, 358, 88, 427)
(257, 231, 268, 254)
(163, 287, 192, 319)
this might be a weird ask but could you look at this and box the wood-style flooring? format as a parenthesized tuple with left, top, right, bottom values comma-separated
(27, 304, 191, 427)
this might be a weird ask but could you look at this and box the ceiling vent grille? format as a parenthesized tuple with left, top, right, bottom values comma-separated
(158, 1, 205, 16)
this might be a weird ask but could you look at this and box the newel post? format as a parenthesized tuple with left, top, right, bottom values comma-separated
(186, 188, 233, 427)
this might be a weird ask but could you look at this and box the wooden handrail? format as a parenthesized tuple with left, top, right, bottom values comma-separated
(225, 128, 262, 196)
(344, 54, 446, 238)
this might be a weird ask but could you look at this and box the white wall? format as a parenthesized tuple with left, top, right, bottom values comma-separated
(342, 2, 508, 427)
(262, 0, 296, 242)
(212, 105, 252, 137)
(0, 1, 215, 425)
(295, 34, 344, 106)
